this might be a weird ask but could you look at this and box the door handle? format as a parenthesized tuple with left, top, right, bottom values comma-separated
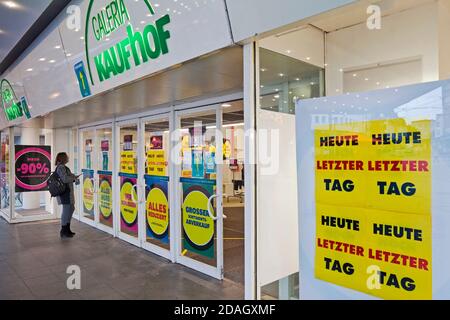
(207, 194, 227, 221)
(131, 184, 138, 204)
(89, 178, 96, 194)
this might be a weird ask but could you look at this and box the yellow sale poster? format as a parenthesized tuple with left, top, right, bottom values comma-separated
(314, 119, 432, 299)
(120, 151, 136, 174)
(147, 150, 166, 176)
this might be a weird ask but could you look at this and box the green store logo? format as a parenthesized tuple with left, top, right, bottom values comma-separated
(0, 79, 31, 122)
(84, 0, 171, 86)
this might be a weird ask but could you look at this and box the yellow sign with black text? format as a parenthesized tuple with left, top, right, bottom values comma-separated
(147, 150, 166, 176)
(315, 119, 432, 299)
(120, 151, 136, 174)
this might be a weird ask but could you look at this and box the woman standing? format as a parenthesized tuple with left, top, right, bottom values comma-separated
(55, 152, 80, 238)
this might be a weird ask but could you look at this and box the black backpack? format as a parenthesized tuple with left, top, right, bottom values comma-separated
(47, 167, 67, 197)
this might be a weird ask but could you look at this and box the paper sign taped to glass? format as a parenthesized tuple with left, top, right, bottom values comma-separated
(296, 80, 450, 300)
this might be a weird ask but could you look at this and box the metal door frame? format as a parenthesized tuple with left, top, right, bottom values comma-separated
(174, 104, 224, 280)
(139, 112, 174, 261)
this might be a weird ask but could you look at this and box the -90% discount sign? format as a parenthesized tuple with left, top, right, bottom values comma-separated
(15, 145, 52, 192)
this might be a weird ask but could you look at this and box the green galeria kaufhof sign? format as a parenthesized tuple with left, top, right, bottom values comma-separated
(84, 0, 171, 86)
(0, 79, 31, 122)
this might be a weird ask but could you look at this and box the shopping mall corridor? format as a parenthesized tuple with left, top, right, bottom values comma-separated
(0, 219, 243, 300)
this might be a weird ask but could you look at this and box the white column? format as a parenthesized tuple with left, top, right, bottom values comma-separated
(244, 42, 257, 300)
(45, 130, 53, 213)
(21, 127, 41, 210)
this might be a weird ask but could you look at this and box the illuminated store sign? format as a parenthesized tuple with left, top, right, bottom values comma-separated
(84, 0, 171, 85)
(0, 79, 31, 122)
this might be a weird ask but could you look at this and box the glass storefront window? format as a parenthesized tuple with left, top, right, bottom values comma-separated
(259, 47, 324, 114)
(0, 130, 10, 215)
(13, 127, 53, 219)
(256, 0, 450, 300)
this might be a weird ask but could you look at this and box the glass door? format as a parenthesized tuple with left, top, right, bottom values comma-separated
(96, 125, 114, 234)
(80, 128, 96, 226)
(0, 129, 11, 221)
(141, 114, 173, 260)
(116, 121, 141, 246)
(175, 105, 224, 280)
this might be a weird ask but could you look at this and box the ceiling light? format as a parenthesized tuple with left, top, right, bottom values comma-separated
(39, 58, 46, 61)
(223, 123, 244, 128)
(286, 50, 292, 54)
(279, 73, 284, 77)
(26, 68, 33, 72)
(221, 103, 232, 108)
(55, 45, 61, 49)
(66, 53, 72, 57)
(49, 60, 56, 63)
(353, 73, 357, 77)
(295, 78, 300, 81)
(260, 68, 267, 72)
(2, 1, 20, 9)
(306, 57, 311, 61)
(274, 95, 280, 99)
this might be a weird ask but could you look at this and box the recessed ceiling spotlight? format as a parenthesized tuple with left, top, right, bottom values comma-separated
(2, 1, 21, 9)
(55, 45, 61, 49)
(39, 58, 46, 61)
(221, 104, 232, 108)
(26, 68, 33, 72)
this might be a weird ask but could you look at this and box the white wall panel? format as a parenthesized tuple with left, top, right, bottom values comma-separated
(225, 0, 356, 43)
(258, 110, 298, 287)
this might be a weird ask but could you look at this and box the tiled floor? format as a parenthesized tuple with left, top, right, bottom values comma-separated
(0, 218, 244, 300)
